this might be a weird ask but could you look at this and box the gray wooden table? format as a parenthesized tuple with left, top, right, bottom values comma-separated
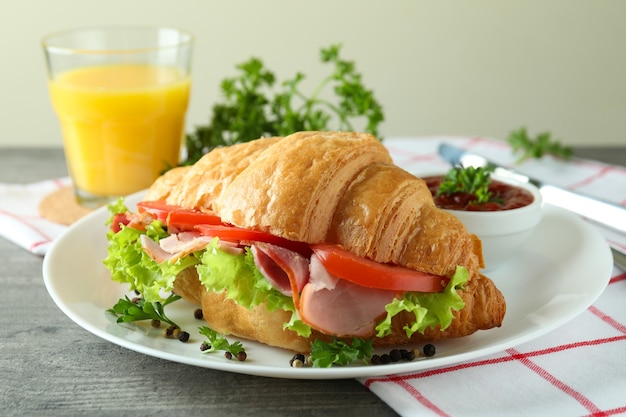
(1, 146, 624, 417)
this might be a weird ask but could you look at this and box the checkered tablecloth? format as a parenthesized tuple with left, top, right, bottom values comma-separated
(1, 136, 625, 416)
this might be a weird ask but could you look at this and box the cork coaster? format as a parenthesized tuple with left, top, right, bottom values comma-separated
(39, 186, 94, 225)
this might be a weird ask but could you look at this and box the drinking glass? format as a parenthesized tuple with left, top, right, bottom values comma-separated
(43, 26, 193, 208)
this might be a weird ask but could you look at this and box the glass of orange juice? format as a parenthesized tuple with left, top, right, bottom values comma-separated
(42, 26, 193, 208)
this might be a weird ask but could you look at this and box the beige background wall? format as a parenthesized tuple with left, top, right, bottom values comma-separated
(1, 0, 625, 147)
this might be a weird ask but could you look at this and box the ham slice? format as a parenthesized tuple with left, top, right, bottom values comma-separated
(140, 234, 173, 264)
(299, 255, 398, 337)
(251, 242, 309, 298)
(158, 232, 214, 263)
(141, 232, 223, 264)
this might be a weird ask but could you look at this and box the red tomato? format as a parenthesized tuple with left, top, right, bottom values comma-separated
(136, 200, 174, 222)
(195, 224, 311, 255)
(136, 200, 222, 230)
(110, 213, 130, 233)
(311, 244, 447, 292)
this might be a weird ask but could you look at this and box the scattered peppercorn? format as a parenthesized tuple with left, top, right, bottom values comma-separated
(163, 325, 180, 339)
(289, 353, 306, 367)
(236, 351, 247, 362)
(224, 351, 233, 360)
(178, 331, 190, 343)
(369, 344, 436, 365)
(150, 319, 161, 328)
(423, 344, 436, 357)
(402, 350, 415, 361)
(288, 344, 438, 368)
(193, 309, 203, 320)
(200, 342, 211, 352)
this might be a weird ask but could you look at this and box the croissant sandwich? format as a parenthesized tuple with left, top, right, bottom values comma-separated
(104, 131, 506, 353)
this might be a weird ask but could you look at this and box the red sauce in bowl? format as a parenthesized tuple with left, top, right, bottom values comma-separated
(423, 175, 535, 211)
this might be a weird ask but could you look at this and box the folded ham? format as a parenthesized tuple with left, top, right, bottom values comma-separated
(147, 131, 506, 352)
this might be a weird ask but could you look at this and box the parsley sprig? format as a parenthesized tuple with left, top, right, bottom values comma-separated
(436, 166, 495, 204)
(107, 293, 181, 328)
(198, 326, 246, 357)
(310, 338, 373, 368)
(507, 127, 573, 163)
(184, 44, 384, 165)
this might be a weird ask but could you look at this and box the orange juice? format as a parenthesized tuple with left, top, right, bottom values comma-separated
(49, 64, 190, 198)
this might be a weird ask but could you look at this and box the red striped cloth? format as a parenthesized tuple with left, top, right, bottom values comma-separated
(0, 177, 71, 255)
(359, 137, 626, 417)
(361, 269, 626, 417)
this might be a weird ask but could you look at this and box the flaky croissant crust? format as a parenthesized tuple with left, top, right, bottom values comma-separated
(150, 131, 506, 352)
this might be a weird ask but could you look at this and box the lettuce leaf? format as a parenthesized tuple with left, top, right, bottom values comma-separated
(103, 202, 199, 303)
(196, 239, 312, 337)
(375, 265, 468, 338)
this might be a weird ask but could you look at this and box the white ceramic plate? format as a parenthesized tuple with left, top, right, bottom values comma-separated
(42, 193, 613, 379)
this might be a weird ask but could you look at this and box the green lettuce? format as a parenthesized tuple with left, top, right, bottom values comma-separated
(375, 265, 468, 338)
(196, 239, 312, 337)
(103, 201, 200, 303)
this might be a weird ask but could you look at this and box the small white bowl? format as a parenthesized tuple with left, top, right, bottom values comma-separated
(421, 173, 543, 271)
(446, 175, 542, 271)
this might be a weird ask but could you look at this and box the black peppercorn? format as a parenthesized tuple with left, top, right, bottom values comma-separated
(423, 344, 436, 357)
(289, 353, 306, 367)
(164, 325, 177, 338)
(389, 349, 402, 362)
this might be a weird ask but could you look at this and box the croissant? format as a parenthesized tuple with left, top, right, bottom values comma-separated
(145, 131, 505, 352)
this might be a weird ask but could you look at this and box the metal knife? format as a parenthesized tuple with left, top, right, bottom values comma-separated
(437, 143, 626, 264)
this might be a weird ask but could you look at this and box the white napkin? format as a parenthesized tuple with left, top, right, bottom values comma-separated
(0, 177, 72, 255)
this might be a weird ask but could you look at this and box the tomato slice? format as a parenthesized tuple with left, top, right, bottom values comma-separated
(136, 200, 222, 230)
(196, 224, 311, 256)
(311, 244, 447, 292)
(136, 200, 175, 222)
(167, 210, 222, 229)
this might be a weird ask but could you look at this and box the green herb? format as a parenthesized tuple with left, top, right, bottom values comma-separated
(198, 326, 246, 356)
(309, 337, 373, 368)
(184, 44, 384, 165)
(436, 166, 494, 204)
(107, 293, 181, 328)
(507, 127, 573, 163)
